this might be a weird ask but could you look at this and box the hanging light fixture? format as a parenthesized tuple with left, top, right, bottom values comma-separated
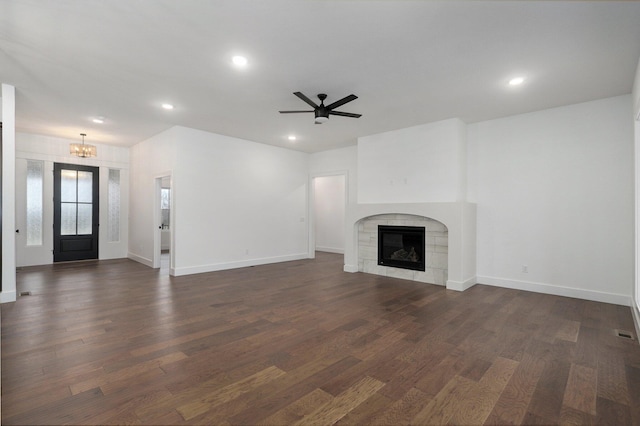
(70, 133, 97, 158)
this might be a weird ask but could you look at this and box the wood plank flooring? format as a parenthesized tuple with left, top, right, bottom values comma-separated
(2, 252, 640, 425)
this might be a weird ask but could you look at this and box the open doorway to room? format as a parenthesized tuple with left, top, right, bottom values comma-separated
(311, 174, 346, 258)
(154, 175, 172, 274)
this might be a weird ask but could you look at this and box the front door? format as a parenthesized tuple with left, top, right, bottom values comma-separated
(53, 163, 99, 262)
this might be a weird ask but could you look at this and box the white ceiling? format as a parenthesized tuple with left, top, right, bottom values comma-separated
(2, 1, 640, 153)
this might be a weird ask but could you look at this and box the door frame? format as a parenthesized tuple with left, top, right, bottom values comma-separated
(53, 162, 100, 262)
(308, 171, 348, 259)
(153, 173, 173, 273)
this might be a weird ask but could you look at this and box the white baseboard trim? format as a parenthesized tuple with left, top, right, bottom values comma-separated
(446, 276, 477, 292)
(631, 301, 640, 339)
(128, 252, 153, 268)
(315, 246, 345, 254)
(477, 275, 631, 306)
(344, 264, 359, 273)
(0, 290, 17, 303)
(172, 253, 309, 277)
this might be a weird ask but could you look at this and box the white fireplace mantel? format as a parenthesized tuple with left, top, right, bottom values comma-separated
(344, 202, 477, 291)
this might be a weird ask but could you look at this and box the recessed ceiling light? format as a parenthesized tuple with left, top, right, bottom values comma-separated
(288, 135, 297, 141)
(232, 55, 248, 67)
(92, 117, 104, 124)
(509, 76, 526, 86)
(162, 103, 174, 110)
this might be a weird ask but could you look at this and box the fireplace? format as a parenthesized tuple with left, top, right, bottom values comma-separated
(347, 207, 470, 289)
(378, 225, 426, 271)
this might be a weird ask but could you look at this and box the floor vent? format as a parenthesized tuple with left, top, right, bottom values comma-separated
(19, 291, 32, 296)
(615, 329, 634, 340)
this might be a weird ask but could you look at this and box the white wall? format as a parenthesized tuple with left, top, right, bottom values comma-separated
(15, 133, 130, 266)
(309, 145, 358, 205)
(1, 84, 16, 303)
(633, 56, 640, 329)
(634, 56, 640, 121)
(128, 126, 310, 276)
(358, 118, 467, 203)
(309, 145, 357, 256)
(313, 175, 345, 253)
(635, 117, 640, 323)
(128, 127, 178, 266)
(470, 95, 634, 305)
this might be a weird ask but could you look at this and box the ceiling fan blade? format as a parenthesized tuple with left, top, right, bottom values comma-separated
(329, 110, 362, 118)
(279, 110, 314, 113)
(293, 92, 318, 108)
(326, 94, 358, 110)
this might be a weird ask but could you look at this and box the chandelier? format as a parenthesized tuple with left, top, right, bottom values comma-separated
(70, 133, 97, 158)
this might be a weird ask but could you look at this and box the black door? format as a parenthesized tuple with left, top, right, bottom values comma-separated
(53, 163, 99, 262)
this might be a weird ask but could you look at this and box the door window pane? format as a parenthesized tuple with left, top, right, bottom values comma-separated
(77, 171, 93, 203)
(60, 203, 77, 235)
(77, 204, 93, 235)
(108, 169, 120, 242)
(26, 160, 44, 246)
(161, 187, 170, 228)
(61, 169, 77, 202)
(161, 188, 170, 209)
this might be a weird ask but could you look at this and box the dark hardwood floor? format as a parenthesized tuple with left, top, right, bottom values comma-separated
(2, 252, 640, 425)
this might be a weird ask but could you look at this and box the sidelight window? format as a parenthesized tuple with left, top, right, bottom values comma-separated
(108, 169, 121, 242)
(26, 160, 44, 245)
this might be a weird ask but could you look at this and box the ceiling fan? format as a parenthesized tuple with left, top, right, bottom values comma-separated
(279, 92, 361, 124)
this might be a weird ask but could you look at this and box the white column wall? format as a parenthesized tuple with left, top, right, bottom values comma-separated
(632, 55, 640, 331)
(635, 118, 640, 324)
(1, 84, 16, 303)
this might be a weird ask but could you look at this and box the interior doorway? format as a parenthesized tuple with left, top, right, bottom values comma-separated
(311, 174, 346, 256)
(154, 175, 172, 274)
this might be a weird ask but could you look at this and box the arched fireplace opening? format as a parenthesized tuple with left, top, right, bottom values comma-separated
(357, 214, 448, 285)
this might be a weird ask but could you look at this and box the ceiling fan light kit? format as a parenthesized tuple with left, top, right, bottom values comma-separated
(280, 92, 361, 124)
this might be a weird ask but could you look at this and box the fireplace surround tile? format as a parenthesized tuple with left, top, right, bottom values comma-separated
(356, 214, 448, 286)
(345, 202, 476, 291)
